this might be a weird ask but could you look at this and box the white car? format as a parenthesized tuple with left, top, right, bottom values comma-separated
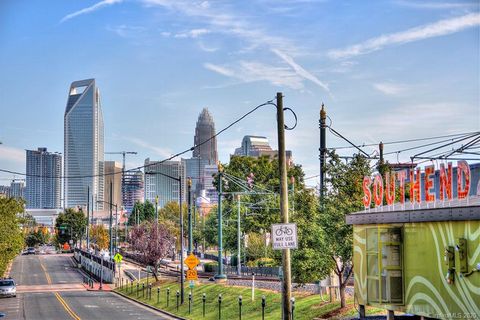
(0, 278, 16, 297)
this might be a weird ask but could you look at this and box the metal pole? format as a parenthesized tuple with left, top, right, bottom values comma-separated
(87, 186, 90, 251)
(187, 177, 193, 254)
(109, 181, 113, 258)
(319, 104, 326, 207)
(180, 177, 184, 304)
(237, 195, 241, 276)
(155, 196, 158, 226)
(115, 205, 118, 253)
(215, 167, 226, 280)
(276, 92, 292, 320)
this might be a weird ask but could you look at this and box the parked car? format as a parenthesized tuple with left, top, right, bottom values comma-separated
(26, 247, 36, 255)
(0, 278, 16, 297)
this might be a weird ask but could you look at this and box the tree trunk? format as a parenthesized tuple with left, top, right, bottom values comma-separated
(338, 273, 346, 308)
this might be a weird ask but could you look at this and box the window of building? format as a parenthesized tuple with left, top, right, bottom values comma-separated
(366, 226, 404, 305)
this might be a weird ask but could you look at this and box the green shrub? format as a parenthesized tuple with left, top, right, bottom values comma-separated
(204, 262, 218, 272)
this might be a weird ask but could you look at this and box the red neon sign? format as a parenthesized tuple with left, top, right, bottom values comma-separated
(363, 161, 472, 209)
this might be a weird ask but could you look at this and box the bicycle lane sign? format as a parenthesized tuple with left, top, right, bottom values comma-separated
(271, 223, 298, 250)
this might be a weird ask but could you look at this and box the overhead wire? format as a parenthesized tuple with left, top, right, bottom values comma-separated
(0, 98, 277, 180)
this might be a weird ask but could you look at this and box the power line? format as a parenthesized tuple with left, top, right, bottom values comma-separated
(0, 98, 277, 180)
(329, 131, 479, 150)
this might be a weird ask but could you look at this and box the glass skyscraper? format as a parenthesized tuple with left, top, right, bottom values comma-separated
(64, 79, 104, 210)
(144, 159, 185, 209)
(193, 108, 218, 165)
(26, 147, 62, 209)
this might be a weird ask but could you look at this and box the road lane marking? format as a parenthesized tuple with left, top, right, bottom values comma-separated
(54, 292, 81, 320)
(39, 259, 52, 285)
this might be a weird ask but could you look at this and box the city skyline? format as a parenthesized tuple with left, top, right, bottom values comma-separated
(0, 1, 478, 187)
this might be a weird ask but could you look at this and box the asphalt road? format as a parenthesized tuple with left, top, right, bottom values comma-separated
(0, 254, 172, 320)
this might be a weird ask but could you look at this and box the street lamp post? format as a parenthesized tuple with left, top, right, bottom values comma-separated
(214, 165, 227, 281)
(187, 178, 193, 255)
(145, 170, 185, 304)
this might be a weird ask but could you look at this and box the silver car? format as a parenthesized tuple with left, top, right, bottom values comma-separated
(0, 279, 16, 297)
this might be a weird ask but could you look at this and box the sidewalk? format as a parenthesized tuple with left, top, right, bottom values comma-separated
(83, 282, 112, 291)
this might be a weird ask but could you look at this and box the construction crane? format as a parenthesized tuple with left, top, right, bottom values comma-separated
(105, 151, 138, 208)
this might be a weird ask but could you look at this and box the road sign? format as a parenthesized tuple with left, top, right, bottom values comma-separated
(189, 280, 195, 288)
(271, 223, 298, 250)
(186, 269, 198, 280)
(113, 253, 123, 263)
(184, 253, 200, 270)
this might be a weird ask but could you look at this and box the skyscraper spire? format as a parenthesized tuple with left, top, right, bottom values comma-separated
(193, 108, 218, 164)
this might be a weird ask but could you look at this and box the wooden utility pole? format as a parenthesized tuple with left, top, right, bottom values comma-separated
(319, 104, 327, 206)
(276, 92, 292, 319)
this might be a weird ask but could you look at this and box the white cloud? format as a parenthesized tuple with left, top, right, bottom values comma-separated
(60, 0, 122, 23)
(141, 0, 330, 92)
(393, 0, 478, 10)
(175, 28, 210, 38)
(204, 61, 305, 89)
(0, 145, 24, 162)
(125, 137, 173, 158)
(107, 25, 146, 38)
(272, 49, 329, 92)
(373, 82, 407, 95)
(328, 12, 480, 59)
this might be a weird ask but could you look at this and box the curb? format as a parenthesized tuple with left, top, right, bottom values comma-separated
(113, 290, 186, 320)
(3, 258, 14, 278)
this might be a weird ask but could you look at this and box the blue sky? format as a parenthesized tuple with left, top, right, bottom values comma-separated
(0, 0, 479, 186)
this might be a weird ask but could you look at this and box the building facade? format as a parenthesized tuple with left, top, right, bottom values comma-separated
(144, 159, 186, 209)
(25, 147, 62, 209)
(64, 79, 104, 210)
(193, 108, 218, 165)
(104, 161, 122, 208)
(182, 157, 210, 197)
(9, 180, 25, 200)
(233, 135, 292, 165)
(123, 170, 144, 213)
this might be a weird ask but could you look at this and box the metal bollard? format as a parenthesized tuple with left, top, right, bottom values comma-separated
(167, 288, 170, 307)
(130, 281, 133, 294)
(291, 297, 295, 320)
(148, 284, 152, 299)
(176, 291, 180, 311)
(136, 283, 139, 298)
(261, 295, 266, 320)
(189, 292, 192, 314)
(142, 283, 145, 298)
(218, 294, 222, 320)
(202, 293, 206, 317)
(238, 295, 242, 320)
(157, 287, 160, 304)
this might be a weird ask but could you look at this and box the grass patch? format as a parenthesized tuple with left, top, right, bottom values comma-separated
(115, 278, 375, 320)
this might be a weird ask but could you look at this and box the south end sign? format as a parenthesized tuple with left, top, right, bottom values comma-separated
(362, 160, 474, 209)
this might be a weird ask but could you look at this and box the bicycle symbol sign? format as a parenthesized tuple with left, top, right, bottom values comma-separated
(271, 223, 298, 250)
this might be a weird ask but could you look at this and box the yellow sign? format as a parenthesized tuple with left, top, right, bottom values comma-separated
(114, 253, 123, 263)
(186, 269, 198, 280)
(184, 253, 200, 270)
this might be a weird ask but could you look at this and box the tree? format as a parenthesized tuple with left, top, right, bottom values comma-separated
(25, 229, 49, 247)
(320, 152, 371, 308)
(90, 225, 109, 250)
(0, 198, 24, 275)
(128, 200, 156, 225)
(129, 221, 175, 281)
(54, 208, 87, 247)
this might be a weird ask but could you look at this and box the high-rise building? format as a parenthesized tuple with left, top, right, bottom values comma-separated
(26, 147, 62, 209)
(203, 164, 218, 204)
(104, 161, 122, 208)
(64, 79, 104, 210)
(233, 135, 292, 165)
(182, 157, 210, 196)
(144, 159, 186, 209)
(9, 180, 25, 200)
(193, 108, 218, 164)
(123, 170, 144, 213)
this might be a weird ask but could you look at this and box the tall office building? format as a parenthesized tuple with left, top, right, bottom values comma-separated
(193, 108, 218, 164)
(182, 157, 210, 196)
(123, 170, 144, 213)
(233, 135, 292, 165)
(26, 147, 62, 209)
(64, 79, 104, 210)
(9, 180, 25, 200)
(104, 161, 122, 208)
(144, 159, 185, 209)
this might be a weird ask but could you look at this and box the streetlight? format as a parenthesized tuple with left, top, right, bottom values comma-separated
(145, 170, 185, 304)
(187, 177, 193, 255)
(96, 200, 117, 258)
